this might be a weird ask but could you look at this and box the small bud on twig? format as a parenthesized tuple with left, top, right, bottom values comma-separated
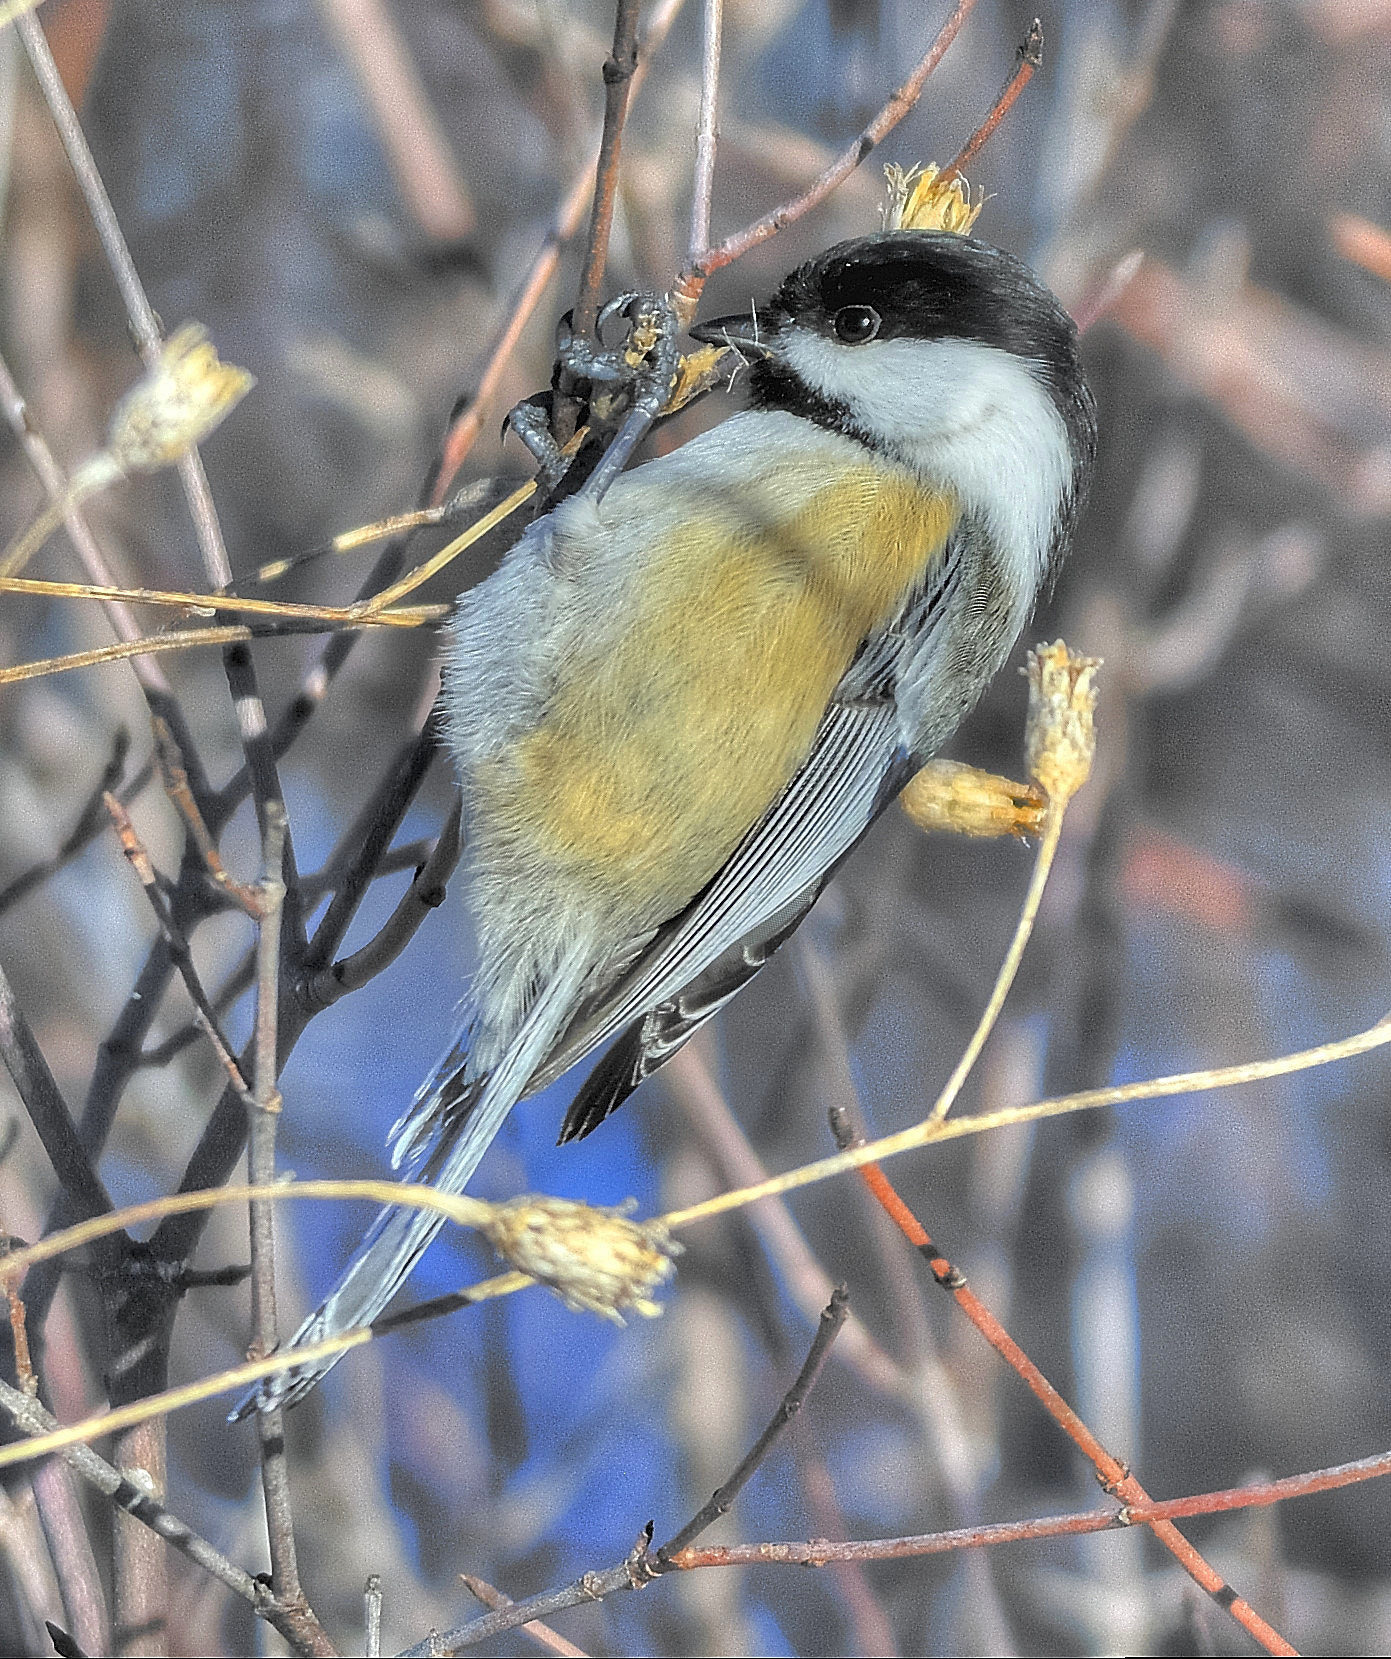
(483, 1196, 682, 1323)
(1023, 640, 1102, 806)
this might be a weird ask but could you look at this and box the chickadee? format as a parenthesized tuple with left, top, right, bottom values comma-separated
(247, 228, 1097, 1411)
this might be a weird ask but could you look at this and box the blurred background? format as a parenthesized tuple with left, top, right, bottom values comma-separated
(0, 0, 1389, 1652)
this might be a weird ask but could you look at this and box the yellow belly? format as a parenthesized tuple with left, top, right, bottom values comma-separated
(475, 465, 955, 927)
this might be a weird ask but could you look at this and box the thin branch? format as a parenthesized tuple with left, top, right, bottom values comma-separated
(243, 803, 330, 1657)
(925, 803, 1062, 1124)
(30, 1459, 111, 1659)
(570, 0, 643, 342)
(672, 0, 978, 317)
(0, 730, 132, 916)
(101, 793, 254, 1107)
(657, 1286, 849, 1561)
(0, 1375, 329, 1649)
(301, 726, 440, 972)
(430, 0, 688, 499)
(0, 960, 114, 1225)
(300, 800, 462, 1010)
(16, 14, 306, 948)
(458, 1575, 588, 1658)
(687, 0, 723, 264)
(938, 16, 1043, 185)
(655, 1008, 1391, 1238)
(836, 1122, 1296, 1658)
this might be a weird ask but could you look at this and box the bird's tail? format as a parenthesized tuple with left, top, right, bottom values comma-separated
(229, 943, 592, 1419)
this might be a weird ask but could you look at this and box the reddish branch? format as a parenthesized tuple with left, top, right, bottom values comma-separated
(939, 17, 1043, 186)
(834, 1116, 1299, 1659)
(671, 0, 979, 315)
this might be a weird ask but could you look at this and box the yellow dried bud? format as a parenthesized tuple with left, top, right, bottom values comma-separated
(105, 323, 255, 474)
(1023, 641, 1102, 805)
(882, 163, 984, 236)
(663, 343, 736, 415)
(899, 759, 1046, 839)
(483, 1196, 681, 1324)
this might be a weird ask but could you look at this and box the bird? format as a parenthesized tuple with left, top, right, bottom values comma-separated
(239, 226, 1097, 1413)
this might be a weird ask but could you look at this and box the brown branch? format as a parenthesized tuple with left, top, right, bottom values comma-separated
(429, 0, 687, 500)
(458, 1575, 588, 1658)
(657, 1286, 850, 1561)
(939, 16, 1043, 186)
(672, 0, 978, 317)
(571, 0, 643, 341)
(243, 806, 333, 1656)
(101, 793, 254, 1108)
(30, 1460, 110, 1659)
(834, 1119, 1298, 1659)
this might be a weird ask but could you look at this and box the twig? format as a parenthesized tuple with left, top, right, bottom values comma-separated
(301, 727, 441, 972)
(657, 1286, 849, 1561)
(16, 15, 305, 945)
(458, 1575, 588, 1658)
(300, 800, 463, 1010)
(836, 1121, 1296, 1658)
(926, 803, 1063, 1124)
(0, 1273, 530, 1472)
(429, 0, 687, 500)
(687, 0, 723, 264)
(243, 803, 331, 1656)
(0, 730, 132, 916)
(671, 0, 978, 318)
(0, 572, 438, 628)
(0, 627, 256, 687)
(938, 17, 1043, 185)
(101, 793, 254, 1106)
(398, 1529, 658, 1658)
(0, 959, 114, 1225)
(364, 1576, 383, 1659)
(571, 0, 643, 343)
(654, 1007, 1391, 1238)
(0, 1374, 328, 1648)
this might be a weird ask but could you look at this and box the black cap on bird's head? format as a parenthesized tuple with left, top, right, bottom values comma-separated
(690, 230, 1097, 518)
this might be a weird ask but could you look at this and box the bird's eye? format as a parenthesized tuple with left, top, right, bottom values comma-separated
(833, 305, 881, 344)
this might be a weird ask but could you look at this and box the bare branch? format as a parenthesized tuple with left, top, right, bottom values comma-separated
(687, 0, 723, 264)
(672, 0, 978, 318)
(657, 1286, 849, 1560)
(570, 0, 643, 342)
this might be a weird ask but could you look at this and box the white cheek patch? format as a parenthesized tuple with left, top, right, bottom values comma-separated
(778, 329, 1073, 605)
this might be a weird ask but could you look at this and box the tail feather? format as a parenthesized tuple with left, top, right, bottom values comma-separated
(229, 943, 593, 1419)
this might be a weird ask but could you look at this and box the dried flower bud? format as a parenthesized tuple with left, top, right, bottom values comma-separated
(882, 163, 985, 236)
(663, 343, 736, 415)
(1023, 641, 1102, 805)
(899, 759, 1046, 839)
(483, 1196, 681, 1324)
(105, 323, 255, 474)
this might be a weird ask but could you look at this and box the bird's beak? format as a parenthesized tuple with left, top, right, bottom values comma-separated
(688, 311, 778, 356)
